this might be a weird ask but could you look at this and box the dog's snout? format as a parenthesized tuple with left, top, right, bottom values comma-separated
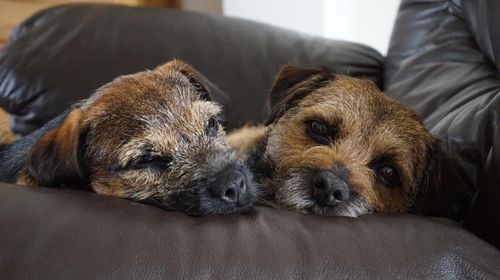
(210, 165, 251, 206)
(312, 170, 350, 207)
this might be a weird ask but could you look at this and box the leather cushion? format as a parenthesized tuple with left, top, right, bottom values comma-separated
(1, 183, 499, 279)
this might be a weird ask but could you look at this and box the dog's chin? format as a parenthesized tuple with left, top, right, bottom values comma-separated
(308, 198, 373, 217)
(143, 179, 258, 216)
(143, 192, 256, 217)
(198, 199, 255, 216)
(277, 196, 372, 218)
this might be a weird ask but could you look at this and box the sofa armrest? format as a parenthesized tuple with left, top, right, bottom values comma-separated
(385, 0, 500, 238)
(1, 183, 499, 279)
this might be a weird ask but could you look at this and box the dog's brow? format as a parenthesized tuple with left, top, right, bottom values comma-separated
(370, 151, 398, 165)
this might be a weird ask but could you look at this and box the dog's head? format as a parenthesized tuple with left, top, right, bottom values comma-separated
(263, 65, 440, 217)
(27, 60, 257, 216)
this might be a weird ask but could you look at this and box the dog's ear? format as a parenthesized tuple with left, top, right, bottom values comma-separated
(160, 60, 229, 113)
(28, 109, 89, 189)
(412, 139, 469, 220)
(265, 65, 334, 125)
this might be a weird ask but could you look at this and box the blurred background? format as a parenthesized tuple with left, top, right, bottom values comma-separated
(0, 0, 400, 54)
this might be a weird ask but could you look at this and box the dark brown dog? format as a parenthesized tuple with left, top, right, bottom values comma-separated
(0, 60, 257, 216)
(228, 65, 441, 217)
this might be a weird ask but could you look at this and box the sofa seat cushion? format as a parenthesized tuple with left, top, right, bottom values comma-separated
(1, 183, 499, 279)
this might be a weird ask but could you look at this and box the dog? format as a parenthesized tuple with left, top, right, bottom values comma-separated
(0, 60, 257, 216)
(228, 64, 445, 217)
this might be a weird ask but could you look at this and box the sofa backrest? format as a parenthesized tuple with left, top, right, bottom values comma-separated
(0, 4, 382, 134)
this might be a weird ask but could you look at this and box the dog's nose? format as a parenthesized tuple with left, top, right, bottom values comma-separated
(210, 166, 249, 205)
(312, 170, 350, 207)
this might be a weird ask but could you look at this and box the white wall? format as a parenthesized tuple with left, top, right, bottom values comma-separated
(323, 0, 400, 54)
(223, 0, 401, 55)
(223, 0, 326, 38)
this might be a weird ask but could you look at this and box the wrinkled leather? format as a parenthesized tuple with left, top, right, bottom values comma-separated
(464, 127, 500, 249)
(0, 4, 382, 134)
(385, 0, 500, 245)
(461, 0, 500, 74)
(1, 183, 499, 280)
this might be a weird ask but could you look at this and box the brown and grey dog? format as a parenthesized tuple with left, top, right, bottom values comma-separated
(228, 65, 442, 217)
(0, 60, 257, 216)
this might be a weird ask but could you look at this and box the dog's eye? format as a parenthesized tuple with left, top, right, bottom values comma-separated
(376, 165, 401, 188)
(306, 120, 331, 145)
(131, 155, 173, 170)
(206, 117, 219, 136)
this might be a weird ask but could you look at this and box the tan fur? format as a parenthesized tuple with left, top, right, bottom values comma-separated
(229, 66, 438, 216)
(0, 108, 15, 144)
(228, 125, 267, 156)
(15, 168, 38, 186)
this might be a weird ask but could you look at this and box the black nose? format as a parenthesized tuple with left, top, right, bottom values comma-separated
(312, 170, 350, 207)
(210, 167, 249, 205)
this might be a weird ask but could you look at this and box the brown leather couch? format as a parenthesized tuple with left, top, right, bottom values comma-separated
(0, 1, 499, 279)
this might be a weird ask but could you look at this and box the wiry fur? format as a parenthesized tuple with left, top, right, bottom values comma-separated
(0, 60, 257, 216)
(229, 65, 441, 217)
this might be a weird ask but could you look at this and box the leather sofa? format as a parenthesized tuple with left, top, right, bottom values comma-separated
(1, 1, 499, 279)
